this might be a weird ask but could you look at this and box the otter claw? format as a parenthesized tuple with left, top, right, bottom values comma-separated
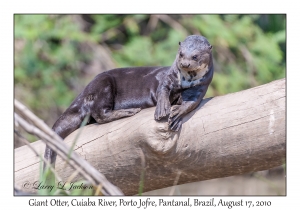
(168, 105, 183, 131)
(168, 117, 182, 131)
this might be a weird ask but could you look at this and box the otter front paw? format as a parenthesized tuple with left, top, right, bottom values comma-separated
(168, 105, 183, 131)
(154, 99, 171, 121)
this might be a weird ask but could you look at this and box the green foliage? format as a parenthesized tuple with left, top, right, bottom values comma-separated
(15, 15, 95, 124)
(14, 14, 286, 127)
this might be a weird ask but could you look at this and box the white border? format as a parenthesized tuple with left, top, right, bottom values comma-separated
(3, 0, 298, 209)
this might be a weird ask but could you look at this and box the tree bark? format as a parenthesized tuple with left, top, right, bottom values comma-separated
(14, 79, 286, 195)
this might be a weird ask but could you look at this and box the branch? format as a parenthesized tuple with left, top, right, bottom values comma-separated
(15, 79, 286, 195)
(14, 129, 64, 183)
(14, 100, 123, 195)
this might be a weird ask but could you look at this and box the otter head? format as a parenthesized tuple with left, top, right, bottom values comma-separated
(176, 35, 212, 80)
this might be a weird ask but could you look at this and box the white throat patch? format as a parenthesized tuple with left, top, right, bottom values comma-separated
(178, 64, 209, 88)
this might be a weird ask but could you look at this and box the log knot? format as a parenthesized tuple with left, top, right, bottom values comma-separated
(142, 120, 179, 155)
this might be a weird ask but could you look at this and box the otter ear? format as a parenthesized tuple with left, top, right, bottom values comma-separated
(179, 42, 181, 46)
(208, 45, 213, 50)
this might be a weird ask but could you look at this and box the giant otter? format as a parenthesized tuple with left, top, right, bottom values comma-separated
(44, 35, 214, 167)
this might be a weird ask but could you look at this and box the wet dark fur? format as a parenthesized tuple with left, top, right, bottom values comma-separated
(44, 35, 214, 168)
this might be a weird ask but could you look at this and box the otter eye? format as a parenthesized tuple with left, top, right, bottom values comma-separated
(192, 55, 198, 60)
(179, 52, 183, 58)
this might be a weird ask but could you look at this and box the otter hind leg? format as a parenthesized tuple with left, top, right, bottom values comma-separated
(91, 108, 141, 124)
(90, 75, 142, 124)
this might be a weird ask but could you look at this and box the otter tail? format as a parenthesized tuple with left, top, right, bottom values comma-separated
(43, 103, 89, 171)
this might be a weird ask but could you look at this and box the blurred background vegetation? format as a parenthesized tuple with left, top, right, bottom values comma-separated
(14, 14, 286, 195)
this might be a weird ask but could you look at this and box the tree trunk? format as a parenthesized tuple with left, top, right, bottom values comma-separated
(14, 79, 286, 195)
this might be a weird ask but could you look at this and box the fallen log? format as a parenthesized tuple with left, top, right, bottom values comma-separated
(15, 78, 286, 195)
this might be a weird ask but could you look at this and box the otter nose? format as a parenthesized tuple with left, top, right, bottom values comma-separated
(181, 63, 190, 68)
